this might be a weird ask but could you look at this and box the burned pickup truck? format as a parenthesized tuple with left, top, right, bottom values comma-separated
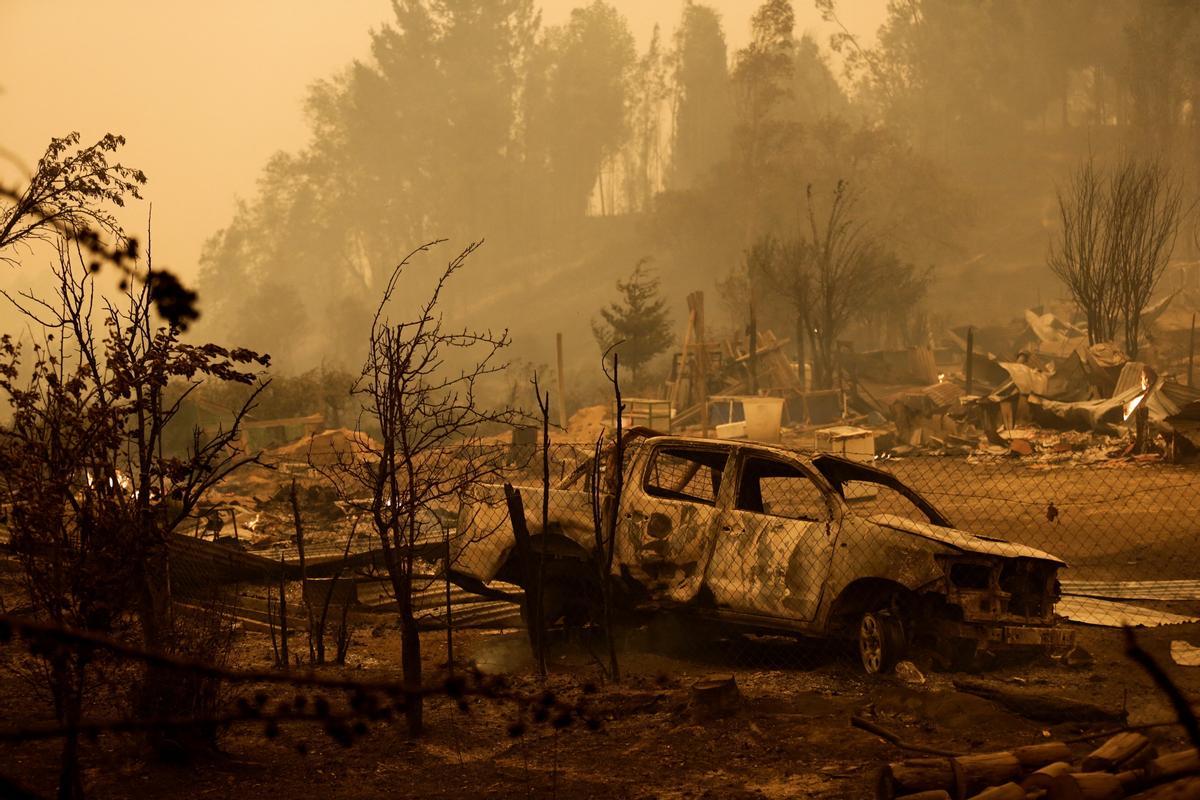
(453, 435, 1074, 673)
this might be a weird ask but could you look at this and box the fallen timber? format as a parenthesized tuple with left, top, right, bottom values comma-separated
(873, 728, 1200, 799)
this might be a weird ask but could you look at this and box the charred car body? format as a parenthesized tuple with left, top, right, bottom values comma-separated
(453, 435, 1074, 673)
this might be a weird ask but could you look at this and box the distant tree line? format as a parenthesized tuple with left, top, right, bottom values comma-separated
(196, 0, 1200, 377)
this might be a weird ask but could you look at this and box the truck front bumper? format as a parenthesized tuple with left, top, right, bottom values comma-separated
(937, 618, 1076, 652)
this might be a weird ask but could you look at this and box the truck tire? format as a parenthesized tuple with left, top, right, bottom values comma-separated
(859, 610, 905, 674)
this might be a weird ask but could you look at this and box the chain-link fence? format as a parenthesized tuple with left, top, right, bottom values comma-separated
(446, 436, 1200, 675)
(147, 434, 1200, 676)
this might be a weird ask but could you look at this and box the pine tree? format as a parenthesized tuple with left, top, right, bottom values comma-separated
(592, 259, 674, 384)
(668, 1, 732, 192)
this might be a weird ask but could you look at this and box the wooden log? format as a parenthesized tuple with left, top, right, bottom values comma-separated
(881, 753, 1023, 798)
(555, 332, 569, 433)
(967, 782, 1026, 799)
(1024, 762, 1077, 791)
(1016, 744, 1075, 769)
(1047, 772, 1125, 800)
(1128, 776, 1200, 799)
(881, 743, 1076, 798)
(896, 792, 952, 800)
(1124, 749, 1160, 774)
(1084, 734, 1156, 772)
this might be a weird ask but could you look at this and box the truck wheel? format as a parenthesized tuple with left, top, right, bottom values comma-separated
(859, 610, 905, 674)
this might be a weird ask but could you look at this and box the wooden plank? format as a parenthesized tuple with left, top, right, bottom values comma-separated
(1060, 580, 1200, 602)
(556, 332, 569, 432)
(1055, 595, 1199, 627)
(690, 292, 710, 437)
(671, 308, 697, 413)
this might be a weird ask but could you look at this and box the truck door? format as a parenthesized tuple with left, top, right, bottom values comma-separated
(616, 443, 730, 604)
(705, 454, 839, 623)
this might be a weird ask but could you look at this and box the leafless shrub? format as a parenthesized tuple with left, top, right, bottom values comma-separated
(1050, 154, 1184, 357)
(753, 181, 906, 389)
(0, 239, 267, 783)
(0, 610, 604, 791)
(318, 239, 517, 736)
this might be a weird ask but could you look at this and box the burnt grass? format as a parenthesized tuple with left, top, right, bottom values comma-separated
(2, 618, 1200, 799)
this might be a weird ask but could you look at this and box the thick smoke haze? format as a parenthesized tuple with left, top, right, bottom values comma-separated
(0, 1, 884, 279)
(5, 0, 1192, 400)
(5, 7, 1200, 798)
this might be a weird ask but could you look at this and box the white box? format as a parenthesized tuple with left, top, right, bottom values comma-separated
(815, 426, 876, 499)
(715, 421, 746, 439)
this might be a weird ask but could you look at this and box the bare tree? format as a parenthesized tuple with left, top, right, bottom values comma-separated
(802, 181, 889, 389)
(1050, 157, 1121, 345)
(322, 240, 515, 736)
(742, 234, 777, 393)
(860, 256, 933, 350)
(593, 349, 624, 683)
(759, 233, 812, 388)
(1109, 158, 1183, 357)
(1050, 155, 1184, 357)
(532, 374, 551, 679)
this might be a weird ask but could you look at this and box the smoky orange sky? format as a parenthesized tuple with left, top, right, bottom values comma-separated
(0, 1, 885, 284)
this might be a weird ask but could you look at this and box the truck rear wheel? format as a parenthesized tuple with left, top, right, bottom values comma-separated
(859, 610, 905, 674)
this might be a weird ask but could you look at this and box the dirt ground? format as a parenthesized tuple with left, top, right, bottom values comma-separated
(4, 454, 1200, 798)
(4, 615, 1200, 800)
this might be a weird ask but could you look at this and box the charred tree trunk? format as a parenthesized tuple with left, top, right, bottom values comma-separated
(52, 655, 85, 800)
(506, 484, 544, 669)
(137, 536, 181, 755)
(389, 518, 423, 737)
(399, 579, 423, 736)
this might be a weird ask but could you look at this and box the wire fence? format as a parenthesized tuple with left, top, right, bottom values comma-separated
(444, 437, 1200, 674)
(14, 435, 1195, 678)
(4, 430, 1200, 800)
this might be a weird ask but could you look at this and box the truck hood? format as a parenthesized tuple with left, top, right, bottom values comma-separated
(868, 514, 1066, 565)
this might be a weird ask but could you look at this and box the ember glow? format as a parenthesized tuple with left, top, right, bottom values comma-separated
(1123, 372, 1152, 421)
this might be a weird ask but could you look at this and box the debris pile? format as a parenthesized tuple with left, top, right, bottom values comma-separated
(649, 283, 1200, 467)
(877, 731, 1200, 799)
(832, 304, 1200, 465)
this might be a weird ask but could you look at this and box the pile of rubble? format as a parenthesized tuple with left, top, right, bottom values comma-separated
(840, 306, 1200, 465)
(878, 731, 1200, 799)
